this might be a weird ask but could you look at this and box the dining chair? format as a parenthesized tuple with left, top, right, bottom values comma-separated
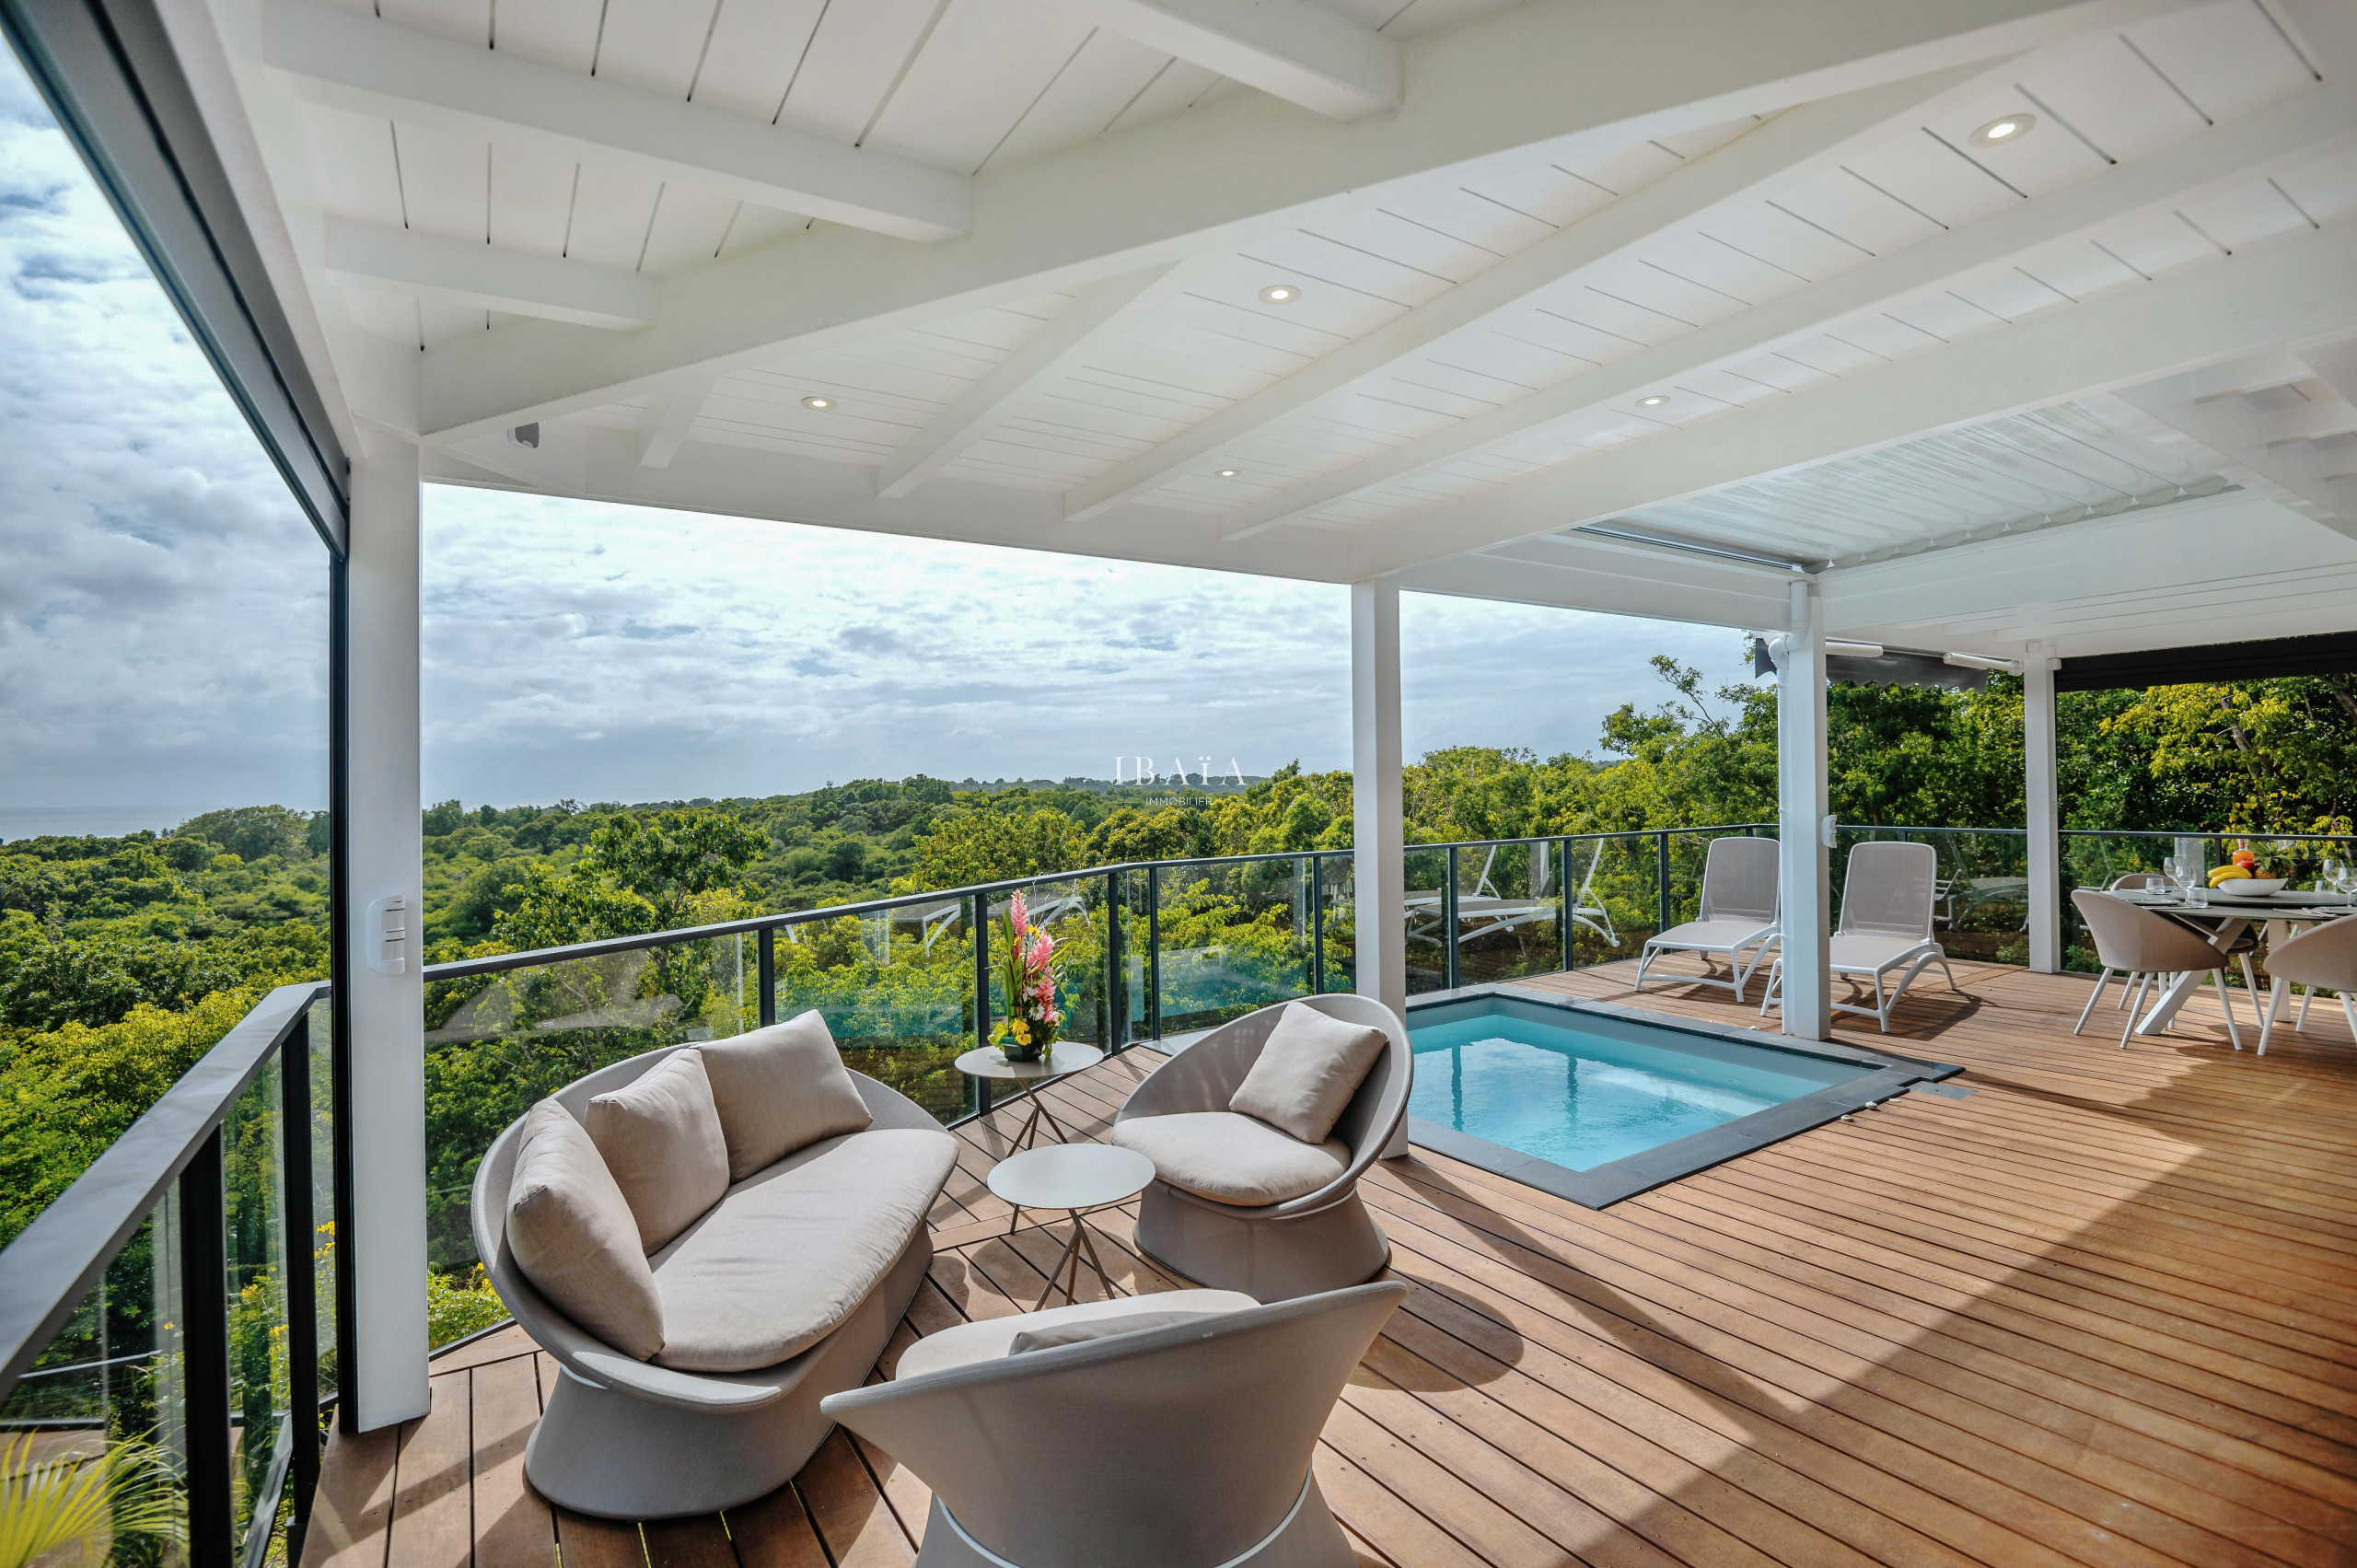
(2070, 890, 2246, 1050)
(2258, 914, 2357, 1055)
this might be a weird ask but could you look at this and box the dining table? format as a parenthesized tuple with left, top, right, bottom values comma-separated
(2106, 886, 2354, 1036)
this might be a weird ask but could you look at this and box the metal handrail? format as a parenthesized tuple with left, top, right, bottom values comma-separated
(422, 827, 1782, 982)
(0, 980, 326, 1568)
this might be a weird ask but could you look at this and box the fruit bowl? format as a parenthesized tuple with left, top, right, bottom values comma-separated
(2211, 877, 2286, 897)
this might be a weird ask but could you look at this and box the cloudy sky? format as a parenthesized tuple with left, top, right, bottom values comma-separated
(0, 46, 1752, 833)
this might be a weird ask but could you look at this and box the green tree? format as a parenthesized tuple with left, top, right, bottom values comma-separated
(907, 808, 1088, 889)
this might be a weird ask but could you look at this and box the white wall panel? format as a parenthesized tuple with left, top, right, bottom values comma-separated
(1839, 134, 2016, 231)
(638, 184, 743, 272)
(2018, 34, 2210, 163)
(488, 142, 576, 255)
(1237, 230, 1455, 308)
(561, 164, 664, 269)
(1639, 231, 1807, 308)
(2125, 0, 2316, 123)
(1927, 86, 2111, 197)
(2276, 147, 2357, 225)
(297, 103, 407, 227)
(1104, 59, 1220, 134)
(1300, 209, 1501, 282)
(492, 0, 607, 73)
(392, 124, 489, 240)
(1697, 203, 1870, 283)
(775, 0, 942, 143)
(2177, 175, 2316, 246)
(594, 0, 720, 97)
(691, 0, 829, 122)
(865, 0, 1094, 173)
(1774, 164, 1948, 253)
(1463, 163, 1617, 228)
(983, 29, 1170, 168)
(2084, 208, 2224, 275)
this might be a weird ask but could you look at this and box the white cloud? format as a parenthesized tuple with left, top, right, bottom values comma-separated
(0, 52, 327, 818)
(0, 47, 1759, 825)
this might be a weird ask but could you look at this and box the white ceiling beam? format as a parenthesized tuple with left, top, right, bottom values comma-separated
(423, 421, 1353, 583)
(1825, 491, 2357, 644)
(1036, 0, 1399, 120)
(1395, 535, 1794, 628)
(2188, 346, 2317, 401)
(2303, 336, 2357, 405)
(323, 217, 658, 330)
(261, 0, 970, 243)
(414, 0, 2197, 443)
(877, 262, 1190, 499)
(2105, 367, 2357, 536)
(1061, 64, 2000, 522)
(1329, 218, 2357, 577)
(1209, 84, 2357, 538)
(637, 376, 716, 470)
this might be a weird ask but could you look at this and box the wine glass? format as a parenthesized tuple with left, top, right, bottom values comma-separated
(2324, 856, 2345, 896)
(2161, 856, 2185, 899)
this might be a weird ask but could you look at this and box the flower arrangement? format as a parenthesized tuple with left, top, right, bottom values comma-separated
(991, 889, 1064, 1063)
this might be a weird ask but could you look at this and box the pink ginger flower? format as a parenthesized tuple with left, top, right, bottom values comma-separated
(1007, 889, 1028, 931)
(1028, 929, 1053, 967)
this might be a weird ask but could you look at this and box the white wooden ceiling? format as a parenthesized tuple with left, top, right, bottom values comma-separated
(180, 0, 2357, 658)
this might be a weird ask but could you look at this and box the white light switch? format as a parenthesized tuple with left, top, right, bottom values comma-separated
(366, 893, 409, 975)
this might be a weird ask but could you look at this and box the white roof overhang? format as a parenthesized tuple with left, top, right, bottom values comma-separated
(122, 0, 2357, 659)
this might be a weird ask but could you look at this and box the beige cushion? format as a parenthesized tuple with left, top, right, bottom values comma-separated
(651, 1127, 958, 1373)
(1009, 1309, 1220, 1355)
(893, 1289, 1258, 1380)
(586, 1049, 731, 1252)
(698, 1011, 874, 1182)
(1111, 1111, 1350, 1206)
(505, 1100, 666, 1361)
(1227, 1002, 1387, 1144)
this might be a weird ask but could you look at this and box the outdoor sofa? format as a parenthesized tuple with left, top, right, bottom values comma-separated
(470, 1011, 957, 1518)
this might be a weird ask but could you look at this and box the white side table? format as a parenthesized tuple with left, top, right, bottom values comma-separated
(986, 1144, 1155, 1311)
(953, 1041, 1104, 1152)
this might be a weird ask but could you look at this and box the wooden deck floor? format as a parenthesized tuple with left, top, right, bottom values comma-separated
(303, 958, 2357, 1568)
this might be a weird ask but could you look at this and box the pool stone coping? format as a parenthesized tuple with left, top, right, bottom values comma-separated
(1397, 982, 1965, 1209)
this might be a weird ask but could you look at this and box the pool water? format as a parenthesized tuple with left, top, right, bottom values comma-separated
(1408, 1004, 1875, 1172)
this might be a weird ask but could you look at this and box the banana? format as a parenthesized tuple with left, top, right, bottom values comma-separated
(2209, 865, 2251, 886)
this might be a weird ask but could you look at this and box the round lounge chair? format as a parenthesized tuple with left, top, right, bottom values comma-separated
(470, 1042, 953, 1519)
(1111, 993, 1411, 1303)
(821, 1280, 1410, 1567)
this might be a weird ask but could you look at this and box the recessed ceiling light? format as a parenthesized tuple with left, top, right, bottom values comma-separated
(800, 395, 836, 411)
(1637, 394, 1670, 408)
(1215, 469, 1240, 479)
(1258, 284, 1301, 305)
(1968, 113, 2035, 147)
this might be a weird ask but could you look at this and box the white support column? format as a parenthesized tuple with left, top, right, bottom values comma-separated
(2025, 644, 2061, 973)
(1777, 579, 1831, 1041)
(1351, 577, 1409, 1155)
(346, 442, 429, 1431)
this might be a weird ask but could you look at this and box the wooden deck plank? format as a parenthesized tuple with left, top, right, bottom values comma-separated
(637, 1514, 735, 1568)
(385, 1371, 475, 1568)
(721, 1484, 827, 1568)
(793, 1430, 915, 1568)
(340, 960, 2357, 1568)
(298, 1421, 400, 1568)
(470, 1355, 559, 1568)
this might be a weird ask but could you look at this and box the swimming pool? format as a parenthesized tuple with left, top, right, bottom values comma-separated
(1405, 991, 1959, 1207)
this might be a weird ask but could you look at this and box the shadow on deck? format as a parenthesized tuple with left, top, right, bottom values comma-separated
(308, 958, 2357, 1568)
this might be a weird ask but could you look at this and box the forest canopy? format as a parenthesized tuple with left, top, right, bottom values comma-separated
(6, 654, 2355, 1258)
